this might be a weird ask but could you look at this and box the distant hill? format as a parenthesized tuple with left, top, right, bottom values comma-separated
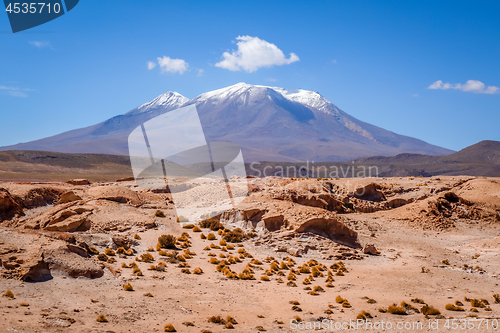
(0, 83, 453, 162)
(0, 141, 498, 182)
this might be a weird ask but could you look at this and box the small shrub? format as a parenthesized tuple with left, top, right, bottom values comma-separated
(96, 315, 108, 322)
(225, 322, 234, 329)
(292, 305, 302, 312)
(193, 226, 202, 232)
(123, 283, 134, 291)
(260, 276, 270, 281)
(367, 298, 377, 304)
(470, 299, 486, 308)
(88, 247, 99, 255)
(164, 323, 176, 332)
(336, 296, 346, 304)
(116, 247, 126, 255)
(199, 218, 224, 231)
(445, 304, 464, 311)
(3, 290, 14, 298)
(19, 302, 29, 307)
(126, 249, 134, 256)
(411, 298, 425, 304)
(289, 300, 300, 305)
(140, 253, 154, 263)
(182, 321, 194, 326)
(193, 267, 203, 274)
(207, 233, 216, 240)
(208, 315, 226, 324)
(342, 301, 351, 307)
(107, 257, 116, 263)
(155, 210, 166, 218)
(97, 253, 108, 262)
(471, 308, 478, 312)
(387, 304, 407, 315)
(147, 247, 155, 252)
(226, 316, 238, 324)
(121, 263, 129, 268)
(287, 281, 297, 287)
(158, 235, 177, 249)
(356, 311, 373, 320)
(182, 223, 195, 229)
(134, 234, 141, 240)
(181, 268, 191, 274)
(455, 300, 464, 306)
(292, 315, 302, 322)
(442, 259, 450, 265)
(325, 309, 333, 314)
(200, 233, 206, 239)
(255, 326, 266, 331)
(378, 308, 387, 313)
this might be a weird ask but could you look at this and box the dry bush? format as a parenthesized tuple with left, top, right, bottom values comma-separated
(3, 290, 14, 298)
(200, 233, 206, 239)
(471, 308, 479, 312)
(260, 276, 270, 281)
(326, 283, 334, 288)
(313, 286, 325, 293)
(342, 301, 351, 307)
(140, 253, 154, 263)
(225, 322, 234, 329)
(356, 311, 373, 320)
(256, 326, 266, 331)
(193, 267, 203, 275)
(208, 315, 226, 324)
(289, 300, 300, 305)
(116, 247, 126, 255)
(123, 283, 134, 291)
(287, 281, 297, 287)
(96, 314, 108, 322)
(121, 263, 129, 268)
(97, 253, 108, 262)
(133, 267, 143, 276)
(325, 309, 333, 315)
(226, 316, 238, 324)
(292, 305, 302, 312)
(292, 315, 302, 322)
(164, 323, 176, 332)
(445, 304, 464, 311)
(182, 223, 195, 229)
(367, 298, 377, 304)
(193, 226, 202, 232)
(158, 235, 177, 249)
(421, 305, 440, 316)
(207, 233, 216, 241)
(209, 258, 219, 265)
(182, 321, 194, 326)
(411, 298, 425, 304)
(378, 308, 387, 313)
(470, 299, 486, 308)
(336, 296, 346, 304)
(387, 304, 407, 315)
(134, 234, 141, 240)
(155, 210, 166, 218)
(107, 257, 116, 263)
(181, 268, 191, 274)
(88, 247, 99, 255)
(493, 294, 500, 304)
(126, 249, 134, 256)
(199, 218, 224, 230)
(19, 302, 29, 307)
(144, 292, 153, 297)
(147, 247, 155, 252)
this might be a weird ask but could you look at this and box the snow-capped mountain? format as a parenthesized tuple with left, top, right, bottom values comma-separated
(0, 83, 453, 161)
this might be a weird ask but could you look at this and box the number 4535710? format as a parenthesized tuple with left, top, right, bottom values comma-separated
(6, 3, 62, 14)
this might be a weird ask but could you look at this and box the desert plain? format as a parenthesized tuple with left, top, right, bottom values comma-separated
(0, 175, 499, 332)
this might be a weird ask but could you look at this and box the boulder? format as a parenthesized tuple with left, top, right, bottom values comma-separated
(112, 235, 136, 249)
(363, 244, 377, 255)
(58, 191, 82, 204)
(87, 186, 142, 206)
(0, 188, 23, 221)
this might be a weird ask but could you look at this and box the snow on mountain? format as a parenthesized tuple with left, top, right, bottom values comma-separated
(130, 91, 189, 115)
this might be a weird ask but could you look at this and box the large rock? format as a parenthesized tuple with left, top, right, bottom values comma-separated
(0, 188, 23, 221)
(58, 191, 82, 204)
(295, 217, 360, 248)
(43, 244, 103, 278)
(362, 243, 377, 255)
(87, 186, 143, 206)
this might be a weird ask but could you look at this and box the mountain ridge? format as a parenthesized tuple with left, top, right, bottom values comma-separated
(0, 82, 453, 162)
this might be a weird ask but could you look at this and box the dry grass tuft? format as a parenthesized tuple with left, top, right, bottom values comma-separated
(3, 290, 14, 298)
(163, 323, 176, 332)
(387, 304, 407, 315)
(155, 210, 166, 217)
(182, 321, 194, 326)
(96, 315, 108, 322)
(88, 247, 99, 255)
(144, 293, 153, 297)
(208, 315, 226, 324)
(207, 233, 216, 241)
(123, 283, 134, 291)
(421, 305, 440, 316)
(140, 253, 154, 263)
(158, 235, 177, 249)
(134, 234, 141, 240)
(193, 267, 203, 274)
(445, 304, 464, 311)
(292, 305, 302, 312)
(356, 311, 373, 320)
(411, 298, 425, 304)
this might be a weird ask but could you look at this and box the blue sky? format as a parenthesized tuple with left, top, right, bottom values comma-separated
(1, 0, 499, 152)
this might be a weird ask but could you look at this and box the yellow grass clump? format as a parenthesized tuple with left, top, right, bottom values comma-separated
(96, 314, 108, 322)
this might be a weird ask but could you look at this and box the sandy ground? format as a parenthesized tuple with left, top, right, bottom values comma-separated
(1, 176, 500, 333)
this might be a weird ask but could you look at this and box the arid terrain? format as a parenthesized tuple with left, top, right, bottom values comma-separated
(1, 175, 500, 332)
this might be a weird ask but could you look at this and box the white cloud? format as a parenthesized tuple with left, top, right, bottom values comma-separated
(146, 61, 157, 70)
(197, 69, 204, 77)
(428, 79, 499, 94)
(157, 56, 189, 74)
(0, 85, 32, 98)
(215, 36, 299, 73)
(28, 41, 52, 49)
(331, 59, 338, 64)
(265, 77, 277, 82)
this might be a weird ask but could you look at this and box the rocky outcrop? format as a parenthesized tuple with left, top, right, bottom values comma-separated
(43, 244, 103, 278)
(22, 202, 93, 231)
(58, 191, 82, 204)
(0, 189, 24, 221)
(87, 186, 143, 206)
(22, 187, 63, 208)
(351, 183, 386, 202)
(295, 217, 360, 248)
